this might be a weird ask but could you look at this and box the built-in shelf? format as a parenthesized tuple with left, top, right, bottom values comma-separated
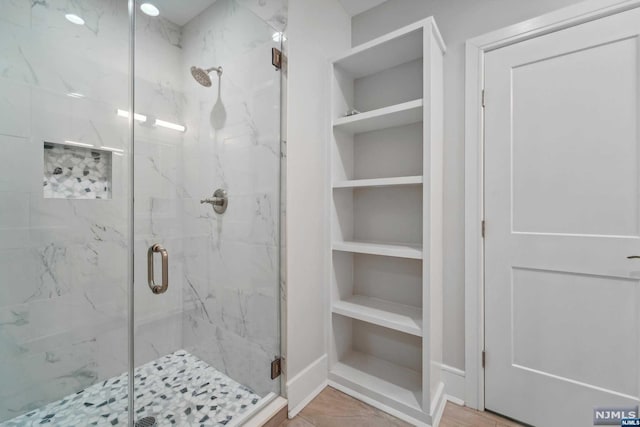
(330, 351, 422, 411)
(332, 22, 426, 78)
(333, 176, 423, 189)
(333, 241, 423, 260)
(333, 99, 423, 135)
(332, 295, 422, 336)
(329, 17, 445, 425)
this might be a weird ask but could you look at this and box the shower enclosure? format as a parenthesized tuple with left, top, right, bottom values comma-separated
(0, 0, 285, 425)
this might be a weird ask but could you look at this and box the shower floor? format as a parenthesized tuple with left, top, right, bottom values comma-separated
(0, 350, 261, 427)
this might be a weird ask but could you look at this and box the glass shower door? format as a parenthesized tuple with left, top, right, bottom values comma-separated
(132, 0, 282, 424)
(0, 0, 132, 425)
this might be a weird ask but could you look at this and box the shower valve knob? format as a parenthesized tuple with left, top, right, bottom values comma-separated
(200, 198, 224, 206)
(200, 189, 228, 214)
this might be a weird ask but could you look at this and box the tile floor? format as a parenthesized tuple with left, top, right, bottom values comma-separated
(0, 350, 261, 427)
(279, 387, 523, 427)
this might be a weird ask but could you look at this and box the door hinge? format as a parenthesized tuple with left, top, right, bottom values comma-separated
(271, 357, 282, 379)
(482, 350, 486, 368)
(481, 220, 485, 238)
(272, 48, 287, 71)
(481, 89, 486, 108)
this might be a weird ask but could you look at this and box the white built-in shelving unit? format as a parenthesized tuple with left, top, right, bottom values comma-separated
(328, 18, 446, 426)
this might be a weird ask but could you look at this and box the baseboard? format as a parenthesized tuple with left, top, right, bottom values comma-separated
(286, 354, 328, 417)
(445, 393, 464, 407)
(283, 359, 465, 424)
(441, 364, 465, 406)
(430, 381, 447, 427)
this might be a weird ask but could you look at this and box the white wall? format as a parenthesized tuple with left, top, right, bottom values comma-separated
(352, 0, 584, 372)
(285, 0, 350, 414)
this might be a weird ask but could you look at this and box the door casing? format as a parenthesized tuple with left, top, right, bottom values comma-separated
(463, 0, 640, 411)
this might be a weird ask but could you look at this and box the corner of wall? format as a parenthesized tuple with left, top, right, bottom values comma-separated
(284, 0, 350, 416)
(286, 354, 328, 417)
(441, 364, 466, 405)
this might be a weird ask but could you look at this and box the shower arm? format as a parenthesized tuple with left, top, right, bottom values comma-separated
(206, 66, 223, 76)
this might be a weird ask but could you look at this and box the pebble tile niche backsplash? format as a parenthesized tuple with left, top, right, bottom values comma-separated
(43, 142, 113, 199)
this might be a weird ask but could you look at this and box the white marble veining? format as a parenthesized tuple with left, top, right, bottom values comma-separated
(0, 0, 172, 421)
(179, 0, 282, 398)
(236, 0, 288, 31)
(0, 0, 284, 422)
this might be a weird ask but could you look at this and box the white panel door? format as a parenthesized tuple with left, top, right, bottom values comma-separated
(484, 8, 640, 427)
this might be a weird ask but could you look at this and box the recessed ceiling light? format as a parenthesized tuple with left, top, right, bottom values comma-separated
(67, 92, 85, 98)
(65, 13, 85, 25)
(140, 3, 160, 17)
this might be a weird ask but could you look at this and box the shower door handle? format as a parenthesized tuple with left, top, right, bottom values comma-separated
(147, 244, 168, 294)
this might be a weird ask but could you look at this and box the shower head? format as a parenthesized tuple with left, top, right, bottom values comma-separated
(190, 66, 223, 87)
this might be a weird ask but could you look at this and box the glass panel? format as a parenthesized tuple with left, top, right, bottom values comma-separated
(132, 0, 282, 424)
(0, 0, 132, 425)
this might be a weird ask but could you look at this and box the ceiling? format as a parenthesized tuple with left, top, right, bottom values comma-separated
(149, 0, 217, 26)
(339, 0, 387, 16)
(146, 0, 384, 26)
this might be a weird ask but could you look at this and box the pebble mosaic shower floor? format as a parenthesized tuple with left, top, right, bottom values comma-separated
(0, 350, 261, 427)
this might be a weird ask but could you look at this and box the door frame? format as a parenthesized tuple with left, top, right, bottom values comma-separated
(463, 0, 640, 411)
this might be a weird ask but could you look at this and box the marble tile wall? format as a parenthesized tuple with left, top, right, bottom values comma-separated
(237, 0, 288, 31)
(0, 0, 128, 420)
(0, 0, 183, 421)
(0, 0, 286, 422)
(179, 0, 285, 398)
(132, 1, 187, 371)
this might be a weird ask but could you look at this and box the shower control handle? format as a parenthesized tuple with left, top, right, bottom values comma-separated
(147, 244, 168, 295)
(200, 198, 224, 206)
(200, 189, 228, 214)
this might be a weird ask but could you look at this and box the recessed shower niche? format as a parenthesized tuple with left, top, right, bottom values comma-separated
(43, 142, 113, 199)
